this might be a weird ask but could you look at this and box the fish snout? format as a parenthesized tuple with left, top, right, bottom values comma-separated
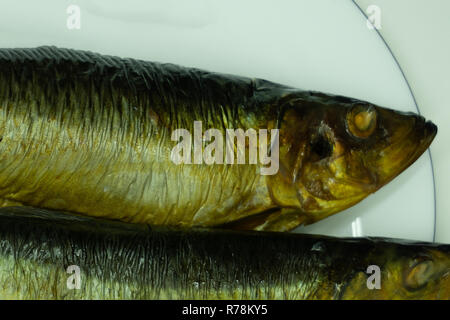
(410, 115, 437, 155)
(423, 120, 438, 141)
(410, 109, 437, 139)
(369, 111, 437, 188)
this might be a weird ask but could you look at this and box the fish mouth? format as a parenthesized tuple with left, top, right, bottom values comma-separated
(374, 115, 437, 188)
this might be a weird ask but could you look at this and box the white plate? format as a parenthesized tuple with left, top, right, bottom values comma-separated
(0, 0, 435, 241)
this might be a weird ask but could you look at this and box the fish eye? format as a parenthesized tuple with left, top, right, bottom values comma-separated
(346, 105, 377, 139)
(310, 135, 332, 160)
(403, 257, 435, 291)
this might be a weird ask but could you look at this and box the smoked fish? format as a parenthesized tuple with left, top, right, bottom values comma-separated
(0, 46, 437, 231)
(0, 206, 448, 300)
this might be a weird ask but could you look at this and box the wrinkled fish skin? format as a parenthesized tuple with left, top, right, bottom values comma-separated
(0, 46, 437, 231)
(0, 206, 448, 300)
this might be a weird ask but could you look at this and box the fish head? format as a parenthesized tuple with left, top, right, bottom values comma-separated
(270, 91, 437, 224)
(341, 243, 450, 300)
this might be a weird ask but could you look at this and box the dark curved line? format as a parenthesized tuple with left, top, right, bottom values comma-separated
(351, 0, 437, 242)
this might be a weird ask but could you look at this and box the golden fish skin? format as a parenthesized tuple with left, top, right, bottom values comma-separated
(0, 46, 437, 231)
(0, 206, 448, 300)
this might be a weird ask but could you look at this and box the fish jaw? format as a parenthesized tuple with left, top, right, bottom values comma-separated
(367, 113, 437, 189)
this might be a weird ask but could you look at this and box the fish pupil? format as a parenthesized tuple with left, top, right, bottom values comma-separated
(311, 135, 332, 160)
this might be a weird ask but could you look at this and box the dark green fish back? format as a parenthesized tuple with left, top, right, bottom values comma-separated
(0, 46, 282, 132)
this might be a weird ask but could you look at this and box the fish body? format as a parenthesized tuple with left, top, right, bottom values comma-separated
(0, 206, 448, 300)
(0, 46, 437, 231)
